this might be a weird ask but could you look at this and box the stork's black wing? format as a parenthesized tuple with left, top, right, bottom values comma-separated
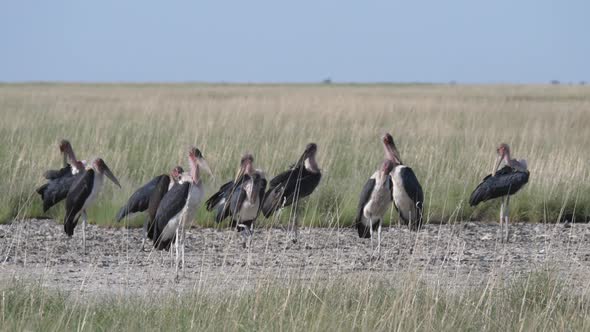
(355, 178, 375, 238)
(36, 166, 83, 212)
(153, 182, 190, 250)
(255, 176, 267, 218)
(115, 175, 163, 222)
(64, 170, 94, 236)
(205, 180, 235, 212)
(262, 166, 321, 217)
(399, 167, 424, 207)
(145, 175, 172, 240)
(469, 166, 530, 206)
(43, 165, 73, 180)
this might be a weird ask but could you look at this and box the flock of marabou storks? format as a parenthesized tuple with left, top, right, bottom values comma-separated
(36, 134, 529, 277)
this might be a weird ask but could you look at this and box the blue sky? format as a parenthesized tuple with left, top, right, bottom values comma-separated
(1, 1, 588, 83)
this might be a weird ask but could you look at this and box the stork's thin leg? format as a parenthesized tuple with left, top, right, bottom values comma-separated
(181, 228, 185, 272)
(369, 218, 374, 252)
(377, 221, 382, 257)
(175, 227, 180, 280)
(82, 211, 88, 255)
(249, 223, 254, 248)
(499, 200, 505, 243)
(239, 225, 248, 248)
(289, 204, 300, 244)
(141, 218, 149, 251)
(505, 196, 510, 243)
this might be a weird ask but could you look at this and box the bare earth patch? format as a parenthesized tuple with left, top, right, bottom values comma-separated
(1, 219, 589, 297)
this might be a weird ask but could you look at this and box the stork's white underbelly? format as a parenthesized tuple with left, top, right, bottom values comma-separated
(391, 166, 418, 221)
(160, 184, 204, 241)
(361, 172, 392, 226)
(237, 197, 260, 222)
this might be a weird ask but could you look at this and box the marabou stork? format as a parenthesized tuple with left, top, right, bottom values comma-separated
(36, 139, 86, 212)
(152, 147, 211, 279)
(115, 166, 184, 249)
(469, 143, 529, 242)
(383, 133, 424, 230)
(205, 153, 267, 247)
(355, 159, 394, 255)
(64, 158, 121, 253)
(261, 143, 321, 243)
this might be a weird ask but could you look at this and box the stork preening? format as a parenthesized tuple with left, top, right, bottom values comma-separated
(152, 147, 211, 279)
(115, 166, 184, 249)
(355, 160, 394, 256)
(383, 133, 424, 230)
(36, 140, 86, 212)
(64, 158, 121, 254)
(469, 143, 529, 242)
(206, 153, 267, 247)
(261, 143, 321, 243)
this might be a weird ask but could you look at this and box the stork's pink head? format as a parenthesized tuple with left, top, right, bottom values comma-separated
(59, 139, 72, 152)
(240, 153, 255, 175)
(497, 143, 511, 158)
(382, 133, 395, 148)
(188, 146, 212, 182)
(171, 166, 184, 181)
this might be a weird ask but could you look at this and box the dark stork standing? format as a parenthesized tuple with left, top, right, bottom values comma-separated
(36, 139, 86, 212)
(115, 166, 184, 249)
(152, 147, 211, 279)
(469, 143, 529, 242)
(355, 160, 394, 256)
(205, 153, 267, 247)
(261, 143, 321, 243)
(382, 133, 424, 230)
(64, 158, 121, 253)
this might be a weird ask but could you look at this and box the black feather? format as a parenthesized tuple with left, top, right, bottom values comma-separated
(116, 175, 164, 222)
(64, 170, 94, 236)
(153, 182, 190, 250)
(261, 165, 321, 218)
(469, 166, 530, 206)
(146, 175, 172, 240)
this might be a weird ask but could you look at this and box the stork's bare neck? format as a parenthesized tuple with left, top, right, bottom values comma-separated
(304, 155, 320, 173)
(383, 141, 402, 166)
(189, 157, 200, 184)
(493, 143, 527, 175)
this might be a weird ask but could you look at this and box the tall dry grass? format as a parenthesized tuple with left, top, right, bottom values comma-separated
(0, 83, 588, 226)
(1, 271, 589, 331)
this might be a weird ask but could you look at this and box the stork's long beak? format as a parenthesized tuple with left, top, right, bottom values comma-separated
(104, 167, 121, 188)
(492, 154, 503, 176)
(197, 157, 213, 177)
(62, 151, 68, 167)
(251, 180, 260, 202)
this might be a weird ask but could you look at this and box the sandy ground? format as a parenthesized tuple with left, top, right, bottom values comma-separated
(1, 219, 590, 297)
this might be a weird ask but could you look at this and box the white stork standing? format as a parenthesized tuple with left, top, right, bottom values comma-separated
(64, 158, 121, 254)
(36, 139, 86, 212)
(205, 153, 267, 248)
(152, 147, 211, 279)
(355, 159, 394, 256)
(382, 133, 424, 230)
(469, 143, 529, 242)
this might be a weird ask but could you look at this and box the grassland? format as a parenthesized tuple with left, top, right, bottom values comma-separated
(2, 271, 589, 331)
(0, 83, 589, 226)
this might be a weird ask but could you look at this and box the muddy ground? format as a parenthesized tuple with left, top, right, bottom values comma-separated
(1, 219, 589, 297)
